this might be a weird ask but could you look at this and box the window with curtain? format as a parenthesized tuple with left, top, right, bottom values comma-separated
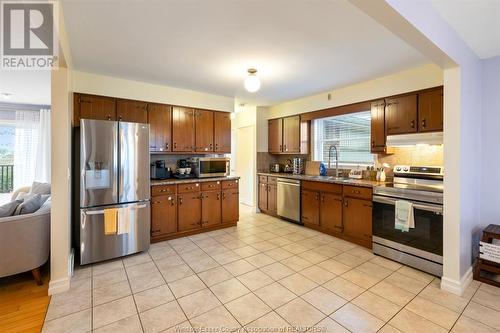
(313, 110, 373, 167)
(0, 103, 50, 200)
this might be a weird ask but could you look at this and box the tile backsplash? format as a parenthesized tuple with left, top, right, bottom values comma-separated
(376, 145, 443, 167)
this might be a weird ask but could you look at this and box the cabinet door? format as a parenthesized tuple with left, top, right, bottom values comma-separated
(172, 106, 195, 152)
(385, 94, 418, 135)
(151, 195, 177, 237)
(370, 100, 386, 153)
(178, 193, 201, 231)
(418, 88, 443, 132)
(76, 94, 116, 124)
(202, 191, 221, 227)
(283, 116, 301, 153)
(195, 109, 214, 152)
(268, 119, 283, 153)
(258, 183, 268, 211)
(267, 184, 277, 214)
(222, 189, 239, 223)
(301, 190, 319, 226)
(214, 111, 231, 153)
(319, 192, 343, 234)
(148, 103, 172, 152)
(343, 198, 372, 243)
(116, 100, 148, 123)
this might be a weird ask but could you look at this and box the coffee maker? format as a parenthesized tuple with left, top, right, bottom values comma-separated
(150, 160, 171, 179)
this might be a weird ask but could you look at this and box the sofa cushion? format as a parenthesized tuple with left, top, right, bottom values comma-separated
(0, 200, 23, 217)
(14, 194, 43, 215)
(29, 182, 51, 195)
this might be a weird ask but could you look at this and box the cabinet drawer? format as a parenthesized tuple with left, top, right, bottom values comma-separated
(259, 175, 268, 184)
(202, 181, 222, 191)
(343, 185, 372, 200)
(267, 177, 277, 185)
(222, 179, 239, 190)
(178, 182, 201, 193)
(302, 181, 342, 194)
(151, 185, 176, 196)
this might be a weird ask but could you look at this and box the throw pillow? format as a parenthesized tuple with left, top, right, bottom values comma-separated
(29, 182, 51, 195)
(38, 196, 52, 214)
(14, 194, 43, 215)
(0, 200, 23, 218)
(16, 192, 36, 201)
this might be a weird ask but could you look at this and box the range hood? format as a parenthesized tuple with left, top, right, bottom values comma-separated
(386, 132, 443, 147)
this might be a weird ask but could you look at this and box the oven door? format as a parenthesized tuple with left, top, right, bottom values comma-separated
(197, 158, 229, 178)
(372, 195, 443, 261)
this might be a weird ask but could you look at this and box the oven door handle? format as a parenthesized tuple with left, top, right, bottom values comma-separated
(373, 195, 443, 214)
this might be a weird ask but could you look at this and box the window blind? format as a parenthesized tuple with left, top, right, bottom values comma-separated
(313, 111, 373, 166)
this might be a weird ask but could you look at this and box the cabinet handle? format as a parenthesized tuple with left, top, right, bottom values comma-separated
(371, 141, 375, 148)
(410, 120, 415, 128)
(173, 142, 177, 149)
(215, 144, 219, 151)
(315, 193, 319, 201)
(171, 200, 176, 206)
(153, 201, 161, 204)
(421, 119, 426, 128)
(279, 145, 283, 151)
(217, 193, 220, 200)
(334, 198, 343, 202)
(222, 192, 226, 199)
(107, 115, 112, 120)
(166, 142, 169, 150)
(321, 195, 324, 203)
(344, 199, 348, 207)
(179, 197, 183, 205)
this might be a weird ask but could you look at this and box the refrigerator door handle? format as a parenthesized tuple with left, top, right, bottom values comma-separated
(84, 203, 148, 216)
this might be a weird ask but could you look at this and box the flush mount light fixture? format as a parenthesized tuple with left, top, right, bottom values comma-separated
(244, 68, 260, 93)
(1, 93, 12, 100)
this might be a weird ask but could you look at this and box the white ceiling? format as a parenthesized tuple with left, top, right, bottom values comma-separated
(62, 0, 428, 105)
(0, 70, 51, 105)
(430, 0, 500, 59)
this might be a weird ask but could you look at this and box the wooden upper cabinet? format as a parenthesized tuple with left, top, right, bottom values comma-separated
(418, 88, 443, 132)
(148, 103, 172, 152)
(385, 94, 418, 135)
(116, 99, 148, 123)
(268, 118, 283, 153)
(370, 100, 386, 153)
(214, 112, 231, 153)
(194, 109, 214, 152)
(301, 190, 320, 226)
(74, 94, 116, 125)
(283, 116, 301, 153)
(172, 106, 195, 152)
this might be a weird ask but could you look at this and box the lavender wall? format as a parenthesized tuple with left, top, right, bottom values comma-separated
(481, 56, 500, 227)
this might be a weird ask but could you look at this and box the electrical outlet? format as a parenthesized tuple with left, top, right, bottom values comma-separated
(327, 93, 332, 101)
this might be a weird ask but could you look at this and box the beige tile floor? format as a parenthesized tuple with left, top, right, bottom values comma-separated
(42, 205, 500, 333)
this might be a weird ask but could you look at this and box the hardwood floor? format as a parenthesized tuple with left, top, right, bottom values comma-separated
(0, 267, 50, 333)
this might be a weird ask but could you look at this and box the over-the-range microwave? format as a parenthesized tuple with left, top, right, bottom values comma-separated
(192, 157, 230, 178)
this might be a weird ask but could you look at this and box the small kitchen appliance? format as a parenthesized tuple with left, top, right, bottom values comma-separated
(283, 159, 293, 173)
(292, 158, 303, 175)
(270, 163, 281, 173)
(372, 165, 444, 276)
(151, 160, 171, 179)
(191, 157, 230, 178)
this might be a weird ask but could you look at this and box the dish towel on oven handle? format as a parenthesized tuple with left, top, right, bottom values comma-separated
(395, 200, 415, 232)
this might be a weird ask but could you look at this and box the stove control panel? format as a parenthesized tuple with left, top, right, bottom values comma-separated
(393, 165, 444, 176)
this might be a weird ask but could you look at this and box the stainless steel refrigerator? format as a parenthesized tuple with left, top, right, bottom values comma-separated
(75, 119, 150, 265)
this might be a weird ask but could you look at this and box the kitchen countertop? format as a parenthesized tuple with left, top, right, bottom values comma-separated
(151, 175, 240, 186)
(257, 172, 387, 188)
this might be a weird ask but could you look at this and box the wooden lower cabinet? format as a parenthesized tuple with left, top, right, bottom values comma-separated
(258, 176, 277, 215)
(320, 193, 343, 234)
(202, 191, 221, 227)
(151, 195, 177, 237)
(301, 190, 319, 226)
(178, 192, 202, 232)
(222, 189, 239, 223)
(343, 197, 372, 247)
(151, 180, 239, 242)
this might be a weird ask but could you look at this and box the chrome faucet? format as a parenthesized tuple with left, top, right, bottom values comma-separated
(328, 144, 339, 177)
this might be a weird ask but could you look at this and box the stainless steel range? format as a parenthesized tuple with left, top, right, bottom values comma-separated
(372, 165, 443, 276)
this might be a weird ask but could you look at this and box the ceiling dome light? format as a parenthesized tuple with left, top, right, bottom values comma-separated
(244, 68, 260, 93)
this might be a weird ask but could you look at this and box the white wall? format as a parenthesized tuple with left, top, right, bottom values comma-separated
(72, 71, 234, 112)
(232, 105, 257, 207)
(480, 56, 500, 226)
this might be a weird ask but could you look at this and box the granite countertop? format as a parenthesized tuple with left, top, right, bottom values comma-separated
(257, 172, 388, 188)
(151, 175, 240, 186)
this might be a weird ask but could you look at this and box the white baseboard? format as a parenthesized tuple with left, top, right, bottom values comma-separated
(48, 276, 70, 295)
(441, 266, 473, 296)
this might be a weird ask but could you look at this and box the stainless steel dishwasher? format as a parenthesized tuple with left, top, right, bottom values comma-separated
(277, 178, 301, 223)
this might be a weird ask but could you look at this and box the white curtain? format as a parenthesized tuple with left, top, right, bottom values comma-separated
(13, 108, 51, 189)
(13, 110, 40, 188)
(34, 109, 51, 183)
